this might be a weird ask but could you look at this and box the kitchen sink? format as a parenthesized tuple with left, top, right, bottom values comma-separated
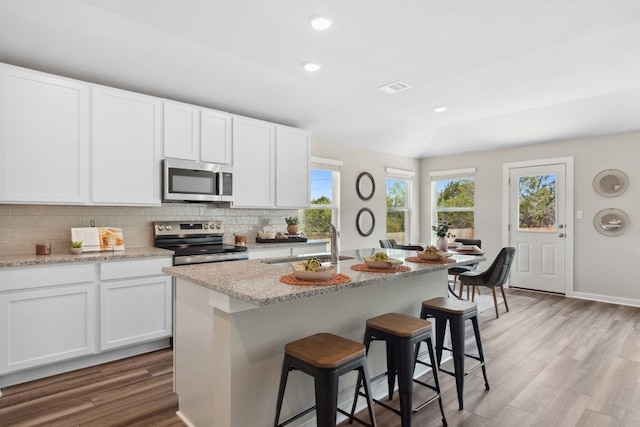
(262, 254, 354, 266)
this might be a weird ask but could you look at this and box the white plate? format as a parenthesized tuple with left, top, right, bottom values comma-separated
(363, 258, 403, 269)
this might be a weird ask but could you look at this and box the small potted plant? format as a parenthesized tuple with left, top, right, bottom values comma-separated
(285, 216, 299, 235)
(431, 220, 453, 250)
(70, 241, 83, 255)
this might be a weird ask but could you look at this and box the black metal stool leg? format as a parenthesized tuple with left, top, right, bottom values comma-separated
(395, 339, 414, 427)
(315, 372, 339, 427)
(450, 316, 466, 410)
(471, 316, 490, 390)
(274, 357, 291, 427)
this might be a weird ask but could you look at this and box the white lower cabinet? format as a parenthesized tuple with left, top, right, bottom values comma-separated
(100, 259, 172, 350)
(0, 257, 172, 383)
(0, 264, 97, 375)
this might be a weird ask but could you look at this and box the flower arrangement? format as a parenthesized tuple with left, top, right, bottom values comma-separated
(285, 216, 299, 225)
(432, 220, 452, 238)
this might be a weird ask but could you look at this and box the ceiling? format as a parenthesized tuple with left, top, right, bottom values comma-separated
(1, 0, 640, 158)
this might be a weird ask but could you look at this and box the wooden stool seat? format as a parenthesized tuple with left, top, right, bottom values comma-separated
(420, 297, 477, 315)
(351, 313, 447, 427)
(275, 332, 376, 427)
(420, 298, 489, 410)
(366, 313, 431, 338)
(285, 333, 365, 369)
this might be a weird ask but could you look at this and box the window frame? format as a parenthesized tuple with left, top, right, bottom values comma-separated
(298, 157, 342, 239)
(430, 168, 476, 239)
(385, 167, 414, 244)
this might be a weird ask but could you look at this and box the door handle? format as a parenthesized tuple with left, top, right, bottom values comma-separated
(558, 233, 565, 238)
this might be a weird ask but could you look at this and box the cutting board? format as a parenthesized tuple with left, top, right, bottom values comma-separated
(71, 227, 125, 252)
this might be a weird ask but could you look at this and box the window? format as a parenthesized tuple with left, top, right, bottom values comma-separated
(298, 157, 341, 240)
(518, 173, 557, 232)
(431, 168, 475, 241)
(385, 168, 413, 243)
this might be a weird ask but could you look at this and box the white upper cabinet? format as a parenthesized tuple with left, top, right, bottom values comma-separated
(0, 64, 90, 204)
(163, 102, 199, 161)
(163, 101, 232, 165)
(232, 116, 275, 207)
(200, 108, 232, 165)
(276, 125, 310, 208)
(232, 117, 310, 208)
(92, 86, 162, 206)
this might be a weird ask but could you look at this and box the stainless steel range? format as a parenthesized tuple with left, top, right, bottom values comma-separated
(153, 220, 248, 265)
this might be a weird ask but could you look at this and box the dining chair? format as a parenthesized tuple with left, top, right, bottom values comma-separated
(379, 239, 397, 249)
(448, 238, 482, 297)
(380, 239, 423, 251)
(458, 247, 516, 318)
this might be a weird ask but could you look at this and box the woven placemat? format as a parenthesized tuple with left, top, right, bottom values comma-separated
(405, 256, 456, 264)
(279, 273, 352, 286)
(350, 264, 412, 273)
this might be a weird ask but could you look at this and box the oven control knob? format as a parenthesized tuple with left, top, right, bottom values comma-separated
(158, 225, 164, 231)
(204, 224, 209, 229)
(216, 223, 221, 229)
(166, 225, 172, 231)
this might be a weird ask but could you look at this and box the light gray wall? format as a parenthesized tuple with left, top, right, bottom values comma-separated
(421, 131, 639, 305)
(311, 138, 422, 251)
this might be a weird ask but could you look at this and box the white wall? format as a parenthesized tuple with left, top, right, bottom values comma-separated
(311, 138, 421, 251)
(421, 131, 639, 306)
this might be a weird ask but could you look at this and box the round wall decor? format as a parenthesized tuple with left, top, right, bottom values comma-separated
(593, 208, 630, 236)
(593, 169, 629, 197)
(356, 172, 375, 201)
(356, 207, 375, 236)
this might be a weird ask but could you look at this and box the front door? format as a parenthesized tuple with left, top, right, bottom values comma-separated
(508, 163, 567, 294)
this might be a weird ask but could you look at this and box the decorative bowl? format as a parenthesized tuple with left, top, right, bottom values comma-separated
(418, 252, 451, 261)
(290, 262, 335, 281)
(363, 257, 403, 269)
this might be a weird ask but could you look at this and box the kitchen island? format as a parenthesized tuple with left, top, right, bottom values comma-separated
(164, 248, 483, 427)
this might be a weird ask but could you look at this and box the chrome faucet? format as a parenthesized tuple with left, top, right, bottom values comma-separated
(330, 224, 340, 264)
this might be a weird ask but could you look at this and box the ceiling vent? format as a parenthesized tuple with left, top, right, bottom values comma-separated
(378, 80, 411, 94)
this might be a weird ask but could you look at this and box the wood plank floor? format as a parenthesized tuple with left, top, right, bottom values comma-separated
(1, 289, 639, 426)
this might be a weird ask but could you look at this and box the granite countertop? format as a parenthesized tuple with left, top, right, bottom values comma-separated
(0, 247, 174, 268)
(164, 248, 484, 307)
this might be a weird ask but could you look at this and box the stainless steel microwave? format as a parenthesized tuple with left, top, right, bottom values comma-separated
(163, 159, 233, 203)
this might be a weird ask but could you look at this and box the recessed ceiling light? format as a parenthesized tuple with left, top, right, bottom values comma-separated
(434, 106, 447, 113)
(302, 62, 321, 72)
(309, 15, 333, 30)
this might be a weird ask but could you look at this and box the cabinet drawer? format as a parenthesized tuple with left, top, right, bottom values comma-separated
(100, 258, 172, 280)
(0, 264, 95, 292)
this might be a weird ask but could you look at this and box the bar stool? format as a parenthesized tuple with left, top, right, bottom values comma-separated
(274, 332, 376, 427)
(419, 297, 490, 410)
(351, 313, 447, 427)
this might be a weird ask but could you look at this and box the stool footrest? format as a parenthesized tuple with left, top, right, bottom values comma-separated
(276, 405, 316, 427)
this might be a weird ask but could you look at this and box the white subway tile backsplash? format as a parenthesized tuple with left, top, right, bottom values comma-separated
(0, 203, 298, 255)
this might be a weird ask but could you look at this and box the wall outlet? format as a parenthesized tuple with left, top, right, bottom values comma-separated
(576, 210, 583, 219)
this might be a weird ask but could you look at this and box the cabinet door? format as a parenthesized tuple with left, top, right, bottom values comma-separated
(232, 116, 275, 207)
(200, 108, 232, 165)
(0, 65, 90, 204)
(276, 126, 310, 208)
(100, 276, 172, 350)
(92, 86, 162, 206)
(163, 101, 200, 160)
(0, 283, 96, 374)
